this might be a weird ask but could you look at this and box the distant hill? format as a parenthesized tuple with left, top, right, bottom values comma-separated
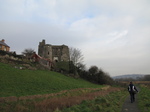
(112, 74, 146, 80)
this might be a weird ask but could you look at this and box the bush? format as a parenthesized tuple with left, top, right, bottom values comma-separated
(55, 61, 70, 73)
(79, 65, 114, 85)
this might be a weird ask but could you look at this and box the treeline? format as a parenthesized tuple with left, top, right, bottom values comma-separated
(142, 75, 150, 81)
(68, 47, 114, 85)
(77, 65, 114, 85)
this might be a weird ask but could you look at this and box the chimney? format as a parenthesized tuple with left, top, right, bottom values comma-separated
(1, 39, 5, 43)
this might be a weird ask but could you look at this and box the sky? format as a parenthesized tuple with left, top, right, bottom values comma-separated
(0, 0, 150, 76)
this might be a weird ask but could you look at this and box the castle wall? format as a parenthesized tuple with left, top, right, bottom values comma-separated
(38, 40, 70, 62)
(43, 45, 52, 60)
(61, 45, 69, 61)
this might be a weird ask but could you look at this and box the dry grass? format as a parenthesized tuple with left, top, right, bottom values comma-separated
(119, 81, 150, 85)
(0, 86, 123, 112)
(0, 87, 108, 102)
(33, 87, 121, 112)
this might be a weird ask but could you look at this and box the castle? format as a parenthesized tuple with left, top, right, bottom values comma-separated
(38, 40, 70, 62)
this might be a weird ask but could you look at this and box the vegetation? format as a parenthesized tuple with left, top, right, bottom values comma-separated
(61, 89, 127, 112)
(0, 51, 131, 112)
(1, 43, 149, 112)
(69, 47, 84, 67)
(0, 50, 22, 59)
(138, 85, 150, 112)
(22, 48, 35, 58)
(142, 75, 150, 81)
(78, 66, 114, 85)
(55, 61, 70, 73)
(0, 86, 126, 112)
(0, 62, 103, 97)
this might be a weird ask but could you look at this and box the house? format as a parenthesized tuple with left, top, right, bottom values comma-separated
(0, 39, 10, 52)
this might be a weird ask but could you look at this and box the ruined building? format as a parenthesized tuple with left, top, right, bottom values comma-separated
(38, 40, 70, 62)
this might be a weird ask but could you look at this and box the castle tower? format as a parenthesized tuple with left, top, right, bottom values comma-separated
(61, 45, 70, 61)
(38, 39, 70, 62)
(38, 39, 52, 60)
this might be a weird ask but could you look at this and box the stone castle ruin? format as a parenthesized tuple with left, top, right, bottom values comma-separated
(38, 39, 70, 62)
(0, 39, 70, 71)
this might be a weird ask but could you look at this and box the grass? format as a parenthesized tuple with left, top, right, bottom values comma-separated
(61, 89, 127, 112)
(138, 85, 150, 112)
(0, 87, 125, 112)
(0, 62, 103, 97)
(0, 62, 129, 112)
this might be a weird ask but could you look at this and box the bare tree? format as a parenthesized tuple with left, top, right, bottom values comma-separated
(22, 48, 35, 58)
(69, 47, 84, 67)
(77, 62, 86, 70)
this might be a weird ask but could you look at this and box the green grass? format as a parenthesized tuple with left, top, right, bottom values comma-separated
(0, 62, 103, 97)
(138, 85, 150, 112)
(61, 90, 127, 112)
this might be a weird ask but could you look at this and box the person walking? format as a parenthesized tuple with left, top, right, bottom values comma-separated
(128, 81, 138, 103)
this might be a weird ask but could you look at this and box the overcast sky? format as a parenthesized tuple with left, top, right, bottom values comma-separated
(0, 0, 150, 76)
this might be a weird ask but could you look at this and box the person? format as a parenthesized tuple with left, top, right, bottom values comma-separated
(128, 81, 138, 103)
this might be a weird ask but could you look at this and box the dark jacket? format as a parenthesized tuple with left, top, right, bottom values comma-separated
(128, 84, 138, 92)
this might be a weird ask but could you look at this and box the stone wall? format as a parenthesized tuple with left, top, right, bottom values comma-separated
(38, 40, 70, 62)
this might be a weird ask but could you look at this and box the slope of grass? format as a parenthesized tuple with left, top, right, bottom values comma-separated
(61, 90, 127, 112)
(138, 85, 150, 112)
(0, 62, 103, 97)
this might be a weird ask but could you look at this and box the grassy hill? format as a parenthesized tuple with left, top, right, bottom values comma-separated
(0, 62, 102, 97)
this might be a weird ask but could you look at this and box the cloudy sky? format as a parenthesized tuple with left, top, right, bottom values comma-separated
(0, 0, 150, 76)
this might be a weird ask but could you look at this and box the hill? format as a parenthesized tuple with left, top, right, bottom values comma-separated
(0, 62, 102, 97)
(112, 74, 145, 80)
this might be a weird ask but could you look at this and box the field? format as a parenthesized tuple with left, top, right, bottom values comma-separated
(0, 62, 129, 112)
(1, 62, 150, 112)
(0, 86, 127, 112)
(119, 81, 150, 85)
(0, 62, 103, 97)
(138, 85, 150, 112)
(61, 89, 127, 112)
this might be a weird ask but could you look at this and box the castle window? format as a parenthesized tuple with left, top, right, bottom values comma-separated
(48, 52, 49, 55)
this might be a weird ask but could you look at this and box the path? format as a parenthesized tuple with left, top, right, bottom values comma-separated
(121, 88, 140, 112)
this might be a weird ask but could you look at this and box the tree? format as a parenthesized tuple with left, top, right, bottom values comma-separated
(143, 75, 150, 81)
(89, 66, 99, 75)
(69, 47, 84, 67)
(87, 65, 114, 85)
(22, 48, 35, 58)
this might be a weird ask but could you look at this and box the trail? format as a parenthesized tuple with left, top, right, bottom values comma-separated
(121, 88, 140, 112)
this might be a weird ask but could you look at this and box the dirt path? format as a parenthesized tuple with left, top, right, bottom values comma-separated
(121, 91, 140, 112)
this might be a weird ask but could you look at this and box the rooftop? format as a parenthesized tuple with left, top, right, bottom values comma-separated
(0, 39, 10, 47)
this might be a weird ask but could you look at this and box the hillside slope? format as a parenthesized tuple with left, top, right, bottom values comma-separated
(0, 62, 102, 97)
